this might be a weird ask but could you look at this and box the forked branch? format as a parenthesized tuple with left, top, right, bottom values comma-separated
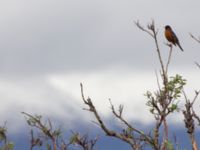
(80, 83, 159, 150)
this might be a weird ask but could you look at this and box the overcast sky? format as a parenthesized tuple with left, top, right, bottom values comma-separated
(0, 0, 200, 133)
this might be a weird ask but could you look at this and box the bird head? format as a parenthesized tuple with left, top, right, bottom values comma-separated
(165, 25, 171, 30)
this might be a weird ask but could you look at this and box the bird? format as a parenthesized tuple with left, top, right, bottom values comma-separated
(164, 25, 183, 51)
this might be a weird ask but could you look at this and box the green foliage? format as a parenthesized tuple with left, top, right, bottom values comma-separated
(0, 142, 14, 150)
(0, 127, 6, 141)
(165, 140, 174, 150)
(166, 74, 186, 99)
(70, 134, 78, 144)
(0, 126, 14, 150)
(46, 143, 51, 150)
(145, 74, 186, 115)
(145, 90, 158, 115)
(26, 115, 42, 126)
(23, 112, 62, 139)
(168, 103, 179, 112)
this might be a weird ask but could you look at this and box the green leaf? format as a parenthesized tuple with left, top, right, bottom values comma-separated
(165, 140, 174, 150)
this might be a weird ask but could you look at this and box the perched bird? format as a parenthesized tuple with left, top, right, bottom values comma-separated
(164, 25, 183, 51)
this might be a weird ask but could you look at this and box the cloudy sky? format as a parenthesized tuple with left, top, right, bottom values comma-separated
(0, 0, 200, 136)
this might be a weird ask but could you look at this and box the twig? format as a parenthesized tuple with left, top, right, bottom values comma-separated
(135, 20, 167, 85)
(190, 33, 200, 43)
(155, 70, 161, 92)
(108, 99, 157, 148)
(166, 46, 173, 74)
(134, 20, 154, 37)
(195, 61, 200, 69)
(191, 90, 200, 105)
(70, 131, 99, 150)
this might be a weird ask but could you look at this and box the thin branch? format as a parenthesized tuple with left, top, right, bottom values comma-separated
(191, 90, 200, 105)
(22, 112, 58, 150)
(195, 61, 200, 69)
(135, 20, 167, 85)
(134, 20, 154, 37)
(109, 100, 152, 142)
(182, 89, 188, 102)
(155, 70, 161, 92)
(109, 100, 160, 149)
(70, 131, 99, 150)
(166, 45, 173, 74)
(190, 33, 200, 43)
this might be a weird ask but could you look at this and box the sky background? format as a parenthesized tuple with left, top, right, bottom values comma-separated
(0, 0, 200, 149)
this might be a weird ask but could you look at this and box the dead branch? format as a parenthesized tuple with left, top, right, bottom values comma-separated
(108, 99, 157, 148)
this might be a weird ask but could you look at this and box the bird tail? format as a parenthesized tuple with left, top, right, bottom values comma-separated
(177, 43, 184, 51)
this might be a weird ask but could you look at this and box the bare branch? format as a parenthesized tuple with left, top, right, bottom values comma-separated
(135, 20, 167, 86)
(191, 90, 200, 105)
(195, 61, 200, 69)
(134, 20, 154, 37)
(155, 71, 161, 93)
(108, 99, 158, 149)
(166, 45, 173, 74)
(190, 33, 200, 43)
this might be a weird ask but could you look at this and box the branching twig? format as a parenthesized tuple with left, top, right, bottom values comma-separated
(134, 20, 154, 37)
(30, 130, 42, 150)
(22, 112, 58, 150)
(108, 99, 157, 148)
(135, 20, 167, 87)
(80, 83, 159, 150)
(70, 131, 98, 150)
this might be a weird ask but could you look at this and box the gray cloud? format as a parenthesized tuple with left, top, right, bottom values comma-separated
(0, 0, 199, 77)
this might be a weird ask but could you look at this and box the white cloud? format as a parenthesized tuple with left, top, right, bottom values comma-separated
(0, 66, 200, 133)
(47, 67, 200, 124)
(48, 69, 154, 104)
